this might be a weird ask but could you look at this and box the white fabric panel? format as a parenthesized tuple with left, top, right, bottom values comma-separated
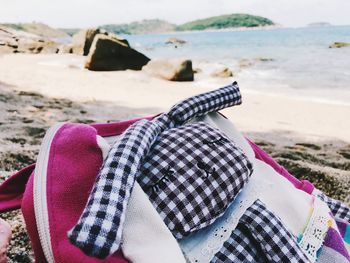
(97, 135, 186, 263)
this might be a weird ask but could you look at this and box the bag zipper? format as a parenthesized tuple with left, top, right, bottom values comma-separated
(34, 123, 65, 263)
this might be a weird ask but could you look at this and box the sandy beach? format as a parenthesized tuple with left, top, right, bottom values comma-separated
(0, 53, 350, 262)
(1, 53, 349, 142)
(1, 1, 350, 260)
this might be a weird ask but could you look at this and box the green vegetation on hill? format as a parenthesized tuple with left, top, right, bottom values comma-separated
(100, 19, 176, 35)
(98, 14, 274, 35)
(1, 23, 26, 32)
(1, 14, 275, 37)
(176, 14, 274, 31)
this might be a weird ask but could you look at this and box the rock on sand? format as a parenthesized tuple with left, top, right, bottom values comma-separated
(72, 28, 129, 56)
(85, 34, 150, 71)
(142, 59, 194, 81)
(211, 67, 233, 78)
(165, 37, 187, 45)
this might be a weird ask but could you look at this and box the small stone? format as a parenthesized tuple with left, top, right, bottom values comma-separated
(165, 37, 187, 45)
(211, 67, 233, 78)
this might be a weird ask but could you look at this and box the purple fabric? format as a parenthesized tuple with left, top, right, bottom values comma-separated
(336, 219, 348, 238)
(0, 164, 35, 212)
(323, 227, 350, 261)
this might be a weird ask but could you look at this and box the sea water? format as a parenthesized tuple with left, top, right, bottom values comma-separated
(126, 26, 350, 105)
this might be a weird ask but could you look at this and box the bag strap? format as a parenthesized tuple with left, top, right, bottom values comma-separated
(68, 82, 243, 258)
(0, 164, 35, 213)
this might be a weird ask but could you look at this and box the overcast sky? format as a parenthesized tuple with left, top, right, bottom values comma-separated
(1, 0, 349, 28)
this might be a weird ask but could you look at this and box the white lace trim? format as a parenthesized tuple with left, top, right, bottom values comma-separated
(298, 197, 333, 263)
(179, 177, 269, 263)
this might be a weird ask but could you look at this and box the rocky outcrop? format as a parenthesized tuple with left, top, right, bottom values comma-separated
(1, 22, 69, 39)
(329, 42, 350, 48)
(211, 67, 233, 78)
(85, 34, 150, 71)
(142, 59, 194, 81)
(72, 28, 129, 56)
(0, 26, 59, 54)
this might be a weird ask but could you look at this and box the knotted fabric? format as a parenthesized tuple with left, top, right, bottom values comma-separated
(68, 82, 242, 258)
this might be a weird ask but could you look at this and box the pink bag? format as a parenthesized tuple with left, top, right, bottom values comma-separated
(0, 115, 314, 263)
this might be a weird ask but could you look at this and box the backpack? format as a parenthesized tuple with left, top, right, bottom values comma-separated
(0, 82, 349, 263)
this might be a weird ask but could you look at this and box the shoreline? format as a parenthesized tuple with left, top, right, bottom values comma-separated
(120, 24, 350, 37)
(0, 53, 349, 142)
(140, 24, 283, 36)
(2, 53, 349, 106)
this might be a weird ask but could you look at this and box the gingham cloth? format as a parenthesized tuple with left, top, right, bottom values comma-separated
(68, 83, 243, 258)
(169, 81, 241, 124)
(138, 122, 253, 239)
(317, 192, 350, 223)
(211, 200, 310, 263)
(211, 223, 262, 263)
(68, 120, 162, 257)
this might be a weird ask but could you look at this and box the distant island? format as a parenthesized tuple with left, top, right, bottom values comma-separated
(100, 14, 274, 34)
(176, 14, 274, 31)
(100, 14, 275, 35)
(308, 22, 332, 27)
(1, 14, 275, 37)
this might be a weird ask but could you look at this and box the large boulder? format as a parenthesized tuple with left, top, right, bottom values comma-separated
(85, 34, 150, 71)
(72, 28, 129, 56)
(142, 59, 194, 81)
(72, 28, 100, 55)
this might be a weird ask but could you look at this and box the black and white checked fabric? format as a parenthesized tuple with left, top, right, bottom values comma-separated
(137, 122, 253, 239)
(212, 200, 310, 263)
(68, 119, 162, 258)
(317, 192, 350, 223)
(212, 223, 263, 263)
(68, 83, 244, 258)
(169, 82, 241, 124)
